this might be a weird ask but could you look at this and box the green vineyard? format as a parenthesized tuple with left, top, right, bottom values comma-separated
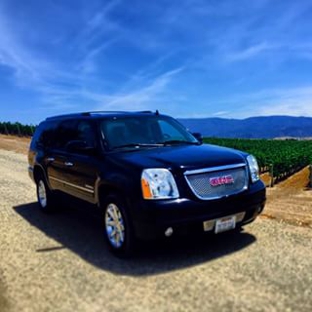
(204, 138, 312, 183)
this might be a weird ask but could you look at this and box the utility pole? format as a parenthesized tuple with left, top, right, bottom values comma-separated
(269, 164, 274, 187)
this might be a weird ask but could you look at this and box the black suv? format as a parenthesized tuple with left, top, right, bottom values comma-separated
(28, 111, 266, 256)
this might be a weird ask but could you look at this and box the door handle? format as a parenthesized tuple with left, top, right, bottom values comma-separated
(64, 162, 74, 167)
(47, 157, 55, 162)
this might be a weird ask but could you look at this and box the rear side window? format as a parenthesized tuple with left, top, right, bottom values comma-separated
(31, 121, 58, 149)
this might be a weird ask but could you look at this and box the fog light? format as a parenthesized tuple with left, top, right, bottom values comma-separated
(164, 227, 173, 237)
(257, 206, 264, 214)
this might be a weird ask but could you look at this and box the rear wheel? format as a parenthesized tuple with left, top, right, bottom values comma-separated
(36, 175, 56, 213)
(103, 194, 136, 257)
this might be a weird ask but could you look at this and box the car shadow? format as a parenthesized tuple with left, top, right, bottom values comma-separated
(14, 202, 256, 276)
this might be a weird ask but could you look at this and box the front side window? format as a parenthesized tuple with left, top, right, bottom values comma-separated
(54, 120, 78, 149)
(77, 121, 96, 147)
(100, 115, 198, 150)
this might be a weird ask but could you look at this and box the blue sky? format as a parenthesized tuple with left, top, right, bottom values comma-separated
(1, 0, 312, 124)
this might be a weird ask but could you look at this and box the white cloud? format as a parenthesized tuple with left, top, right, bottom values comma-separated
(94, 67, 184, 111)
(0, 3, 185, 116)
(78, 39, 116, 74)
(255, 102, 312, 117)
(72, 0, 122, 51)
(0, 19, 39, 81)
(211, 111, 232, 117)
(1, 0, 312, 123)
(225, 42, 276, 62)
(222, 87, 312, 118)
(0, 9, 81, 92)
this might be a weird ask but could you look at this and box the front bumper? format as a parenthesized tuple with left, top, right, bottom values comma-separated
(132, 180, 266, 240)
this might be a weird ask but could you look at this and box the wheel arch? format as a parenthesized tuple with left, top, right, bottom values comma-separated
(33, 164, 51, 190)
(97, 183, 130, 208)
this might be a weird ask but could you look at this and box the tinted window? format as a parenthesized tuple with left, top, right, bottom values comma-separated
(51, 120, 97, 150)
(31, 121, 58, 149)
(54, 120, 78, 149)
(77, 121, 96, 147)
(158, 120, 187, 141)
(101, 116, 197, 149)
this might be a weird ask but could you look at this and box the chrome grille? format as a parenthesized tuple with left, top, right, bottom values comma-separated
(184, 164, 248, 200)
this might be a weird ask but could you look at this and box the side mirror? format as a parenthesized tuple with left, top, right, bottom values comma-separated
(66, 140, 96, 154)
(192, 132, 203, 144)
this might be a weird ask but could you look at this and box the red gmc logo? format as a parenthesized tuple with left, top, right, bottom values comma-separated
(209, 175, 234, 187)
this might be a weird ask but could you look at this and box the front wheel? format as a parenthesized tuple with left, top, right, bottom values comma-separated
(103, 194, 136, 257)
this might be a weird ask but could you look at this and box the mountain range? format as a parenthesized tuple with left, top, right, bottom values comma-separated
(178, 116, 312, 139)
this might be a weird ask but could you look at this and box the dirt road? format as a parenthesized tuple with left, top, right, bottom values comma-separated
(1, 148, 312, 312)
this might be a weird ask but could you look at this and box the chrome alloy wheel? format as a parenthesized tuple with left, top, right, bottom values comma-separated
(38, 180, 47, 208)
(105, 203, 125, 249)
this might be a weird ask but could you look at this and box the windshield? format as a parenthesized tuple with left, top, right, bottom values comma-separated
(100, 115, 198, 150)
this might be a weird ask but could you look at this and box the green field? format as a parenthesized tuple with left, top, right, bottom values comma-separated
(204, 138, 312, 181)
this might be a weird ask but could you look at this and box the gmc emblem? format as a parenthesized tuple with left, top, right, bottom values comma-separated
(209, 175, 234, 187)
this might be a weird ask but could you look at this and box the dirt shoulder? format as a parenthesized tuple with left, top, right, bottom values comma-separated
(0, 279, 9, 312)
(263, 167, 312, 228)
(0, 134, 30, 155)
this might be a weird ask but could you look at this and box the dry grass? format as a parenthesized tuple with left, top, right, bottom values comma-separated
(263, 167, 312, 227)
(0, 134, 30, 155)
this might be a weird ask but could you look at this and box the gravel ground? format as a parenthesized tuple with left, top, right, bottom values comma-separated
(1, 149, 312, 312)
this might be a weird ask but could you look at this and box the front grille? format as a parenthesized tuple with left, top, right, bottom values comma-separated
(184, 164, 248, 200)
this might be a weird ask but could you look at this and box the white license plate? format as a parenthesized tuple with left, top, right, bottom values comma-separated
(215, 216, 236, 234)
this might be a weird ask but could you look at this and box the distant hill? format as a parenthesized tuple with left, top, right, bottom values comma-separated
(178, 116, 312, 139)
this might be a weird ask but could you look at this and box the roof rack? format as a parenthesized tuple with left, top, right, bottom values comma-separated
(46, 112, 87, 120)
(45, 110, 156, 121)
(85, 110, 154, 115)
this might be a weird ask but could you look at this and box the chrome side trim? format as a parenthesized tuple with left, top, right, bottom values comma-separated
(49, 176, 94, 194)
(184, 163, 246, 176)
(85, 184, 94, 190)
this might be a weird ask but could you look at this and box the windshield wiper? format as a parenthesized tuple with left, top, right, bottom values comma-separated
(112, 143, 164, 150)
(160, 140, 200, 146)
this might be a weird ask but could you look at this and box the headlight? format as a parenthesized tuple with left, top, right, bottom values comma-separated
(141, 168, 179, 200)
(247, 155, 260, 183)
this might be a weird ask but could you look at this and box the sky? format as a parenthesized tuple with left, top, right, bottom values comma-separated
(1, 0, 312, 124)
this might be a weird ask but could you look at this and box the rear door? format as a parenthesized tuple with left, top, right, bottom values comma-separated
(46, 119, 78, 192)
(62, 120, 99, 203)
(47, 119, 99, 203)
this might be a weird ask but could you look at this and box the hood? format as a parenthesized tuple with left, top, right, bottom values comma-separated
(109, 144, 248, 171)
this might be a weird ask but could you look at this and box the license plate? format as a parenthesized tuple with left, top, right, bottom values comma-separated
(215, 216, 236, 234)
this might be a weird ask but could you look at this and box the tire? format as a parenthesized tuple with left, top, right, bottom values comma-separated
(102, 194, 136, 257)
(36, 174, 56, 213)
